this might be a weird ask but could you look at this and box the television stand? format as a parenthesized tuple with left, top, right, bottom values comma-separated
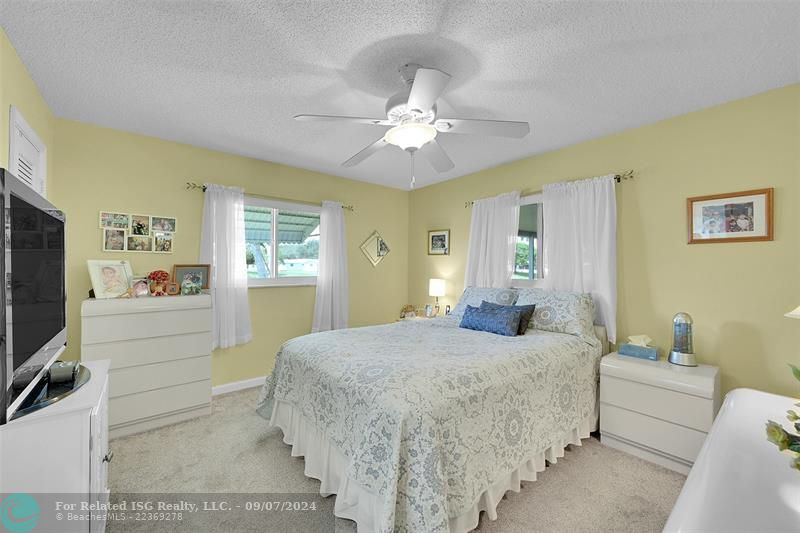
(11, 364, 91, 421)
(0, 359, 110, 533)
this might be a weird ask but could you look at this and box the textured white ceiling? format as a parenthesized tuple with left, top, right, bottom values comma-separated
(1, 1, 798, 190)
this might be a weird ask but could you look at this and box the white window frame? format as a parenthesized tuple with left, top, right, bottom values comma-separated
(511, 193, 545, 289)
(8, 106, 47, 197)
(245, 196, 320, 288)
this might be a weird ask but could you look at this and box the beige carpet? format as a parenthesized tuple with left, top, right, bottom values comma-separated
(108, 388, 686, 532)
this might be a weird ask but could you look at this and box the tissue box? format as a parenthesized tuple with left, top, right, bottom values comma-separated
(618, 343, 658, 361)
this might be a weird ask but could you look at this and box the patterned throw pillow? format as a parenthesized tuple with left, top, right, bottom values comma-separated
(515, 288, 597, 344)
(479, 301, 536, 335)
(459, 305, 522, 337)
(450, 287, 519, 317)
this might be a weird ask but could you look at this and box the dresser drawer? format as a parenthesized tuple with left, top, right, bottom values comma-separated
(82, 308, 212, 344)
(109, 356, 210, 398)
(600, 375, 714, 432)
(109, 380, 211, 427)
(600, 403, 707, 462)
(82, 332, 212, 368)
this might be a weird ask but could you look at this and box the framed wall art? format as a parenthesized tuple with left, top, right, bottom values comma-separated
(687, 188, 773, 244)
(428, 229, 450, 255)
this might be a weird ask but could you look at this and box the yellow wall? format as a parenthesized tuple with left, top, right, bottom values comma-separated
(409, 84, 800, 397)
(51, 120, 408, 385)
(0, 29, 55, 188)
(2, 26, 799, 396)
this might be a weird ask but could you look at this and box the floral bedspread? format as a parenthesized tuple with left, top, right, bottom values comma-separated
(257, 318, 601, 532)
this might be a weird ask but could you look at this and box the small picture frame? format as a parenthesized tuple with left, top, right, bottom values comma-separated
(153, 231, 173, 253)
(127, 235, 153, 252)
(425, 304, 434, 318)
(102, 228, 126, 252)
(151, 216, 177, 233)
(87, 260, 134, 299)
(130, 214, 151, 236)
(428, 229, 450, 255)
(99, 212, 130, 229)
(688, 188, 773, 244)
(131, 277, 150, 297)
(165, 282, 180, 296)
(173, 264, 211, 291)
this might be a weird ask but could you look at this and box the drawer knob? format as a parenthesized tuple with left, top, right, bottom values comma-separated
(103, 450, 114, 463)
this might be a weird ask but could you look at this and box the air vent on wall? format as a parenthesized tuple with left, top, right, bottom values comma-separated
(8, 106, 47, 197)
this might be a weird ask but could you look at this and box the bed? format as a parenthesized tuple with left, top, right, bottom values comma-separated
(257, 288, 606, 532)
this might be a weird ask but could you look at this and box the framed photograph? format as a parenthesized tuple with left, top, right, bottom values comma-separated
(131, 277, 150, 297)
(130, 214, 151, 236)
(153, 231, 173, 253)
(173, 264, 211, 290)
(103, 228, 126, 251)
(87, 259, 133, 299)
(99, 212, 129, 229)
(428, 229, 450, 255)
(425, 304, 434, 318)
(688, 188, 773, 244)
(127, 235, 153, 252)
(151, 216, 177, 232)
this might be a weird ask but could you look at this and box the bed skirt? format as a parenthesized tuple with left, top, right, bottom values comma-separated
(270, 399, 595, 533)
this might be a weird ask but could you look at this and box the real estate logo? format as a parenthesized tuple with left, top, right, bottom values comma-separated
(0, 493, 39, 533)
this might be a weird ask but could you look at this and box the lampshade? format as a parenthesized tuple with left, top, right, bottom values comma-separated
(429, 278, 446, 298)
(384, 123, 437, 150)
(785, 306, 800, 319)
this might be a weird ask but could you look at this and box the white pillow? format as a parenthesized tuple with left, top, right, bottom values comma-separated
(515, 288, 597, 345)
(451, 287, 518, 317)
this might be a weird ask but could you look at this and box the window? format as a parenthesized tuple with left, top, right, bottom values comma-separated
(244, 197, 321, 287)
(512, 194, 544, 287)
(9, 106, 47, 197)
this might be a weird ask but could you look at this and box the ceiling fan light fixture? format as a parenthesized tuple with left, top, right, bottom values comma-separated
(384, 123, 437, 150)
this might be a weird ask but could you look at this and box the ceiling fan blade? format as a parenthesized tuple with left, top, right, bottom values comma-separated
(435, 118, 530, 138)
(419, 139, 455, 173)
(294, 114, 392, 126)
(407, 68, 451, 114)
(342, 137, 389, 167)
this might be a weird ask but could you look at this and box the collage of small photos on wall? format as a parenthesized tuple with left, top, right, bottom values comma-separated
(100, 211, 176, 253)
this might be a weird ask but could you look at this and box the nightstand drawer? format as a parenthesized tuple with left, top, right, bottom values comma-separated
(600, 375, 714, 432)
(600, 403, 707, 462)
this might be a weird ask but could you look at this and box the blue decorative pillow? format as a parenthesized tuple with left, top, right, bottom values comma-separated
(479, 301, 536, 335)
(459, 305, 522, 337)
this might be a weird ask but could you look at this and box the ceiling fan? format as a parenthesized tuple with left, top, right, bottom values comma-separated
(295, 63, 530, 187)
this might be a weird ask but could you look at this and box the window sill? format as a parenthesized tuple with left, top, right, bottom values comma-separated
(510, 279, 546, 289)
(248, 277, 317, 288)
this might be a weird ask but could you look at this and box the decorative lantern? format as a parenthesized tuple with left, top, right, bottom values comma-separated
(668, 312, 697, 367)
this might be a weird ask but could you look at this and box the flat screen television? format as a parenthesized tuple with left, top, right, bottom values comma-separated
(0, 168, 66, 424)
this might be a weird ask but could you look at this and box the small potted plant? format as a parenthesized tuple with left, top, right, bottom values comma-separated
(766, 364, 800, 470)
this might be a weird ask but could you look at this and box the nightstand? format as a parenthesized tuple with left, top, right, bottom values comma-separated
(599, 353, 720, 474)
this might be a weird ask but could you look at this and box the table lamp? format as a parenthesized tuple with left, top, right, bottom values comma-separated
(429, 278, 446, 316)
(785, 306, 800, 319)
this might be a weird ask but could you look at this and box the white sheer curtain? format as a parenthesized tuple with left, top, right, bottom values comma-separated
(543, 175, 617, 342)
(464, 191, 520, 288)
(199, 184, 252, 349)
(312, 201, 349, 332)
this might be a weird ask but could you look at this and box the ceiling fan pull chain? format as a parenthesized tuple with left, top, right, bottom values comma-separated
(410, 150, 416, 189)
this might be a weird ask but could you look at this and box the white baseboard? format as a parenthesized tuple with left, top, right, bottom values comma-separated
(212, 376, 266, 396)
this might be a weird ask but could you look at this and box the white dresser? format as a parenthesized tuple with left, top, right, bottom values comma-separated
(81, 295, 212, 438)
(599, 353, 720, 474)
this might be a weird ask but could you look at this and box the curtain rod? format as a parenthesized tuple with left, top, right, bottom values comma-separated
(463, 170, 634, 208)
(186, 182, 355, 212)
